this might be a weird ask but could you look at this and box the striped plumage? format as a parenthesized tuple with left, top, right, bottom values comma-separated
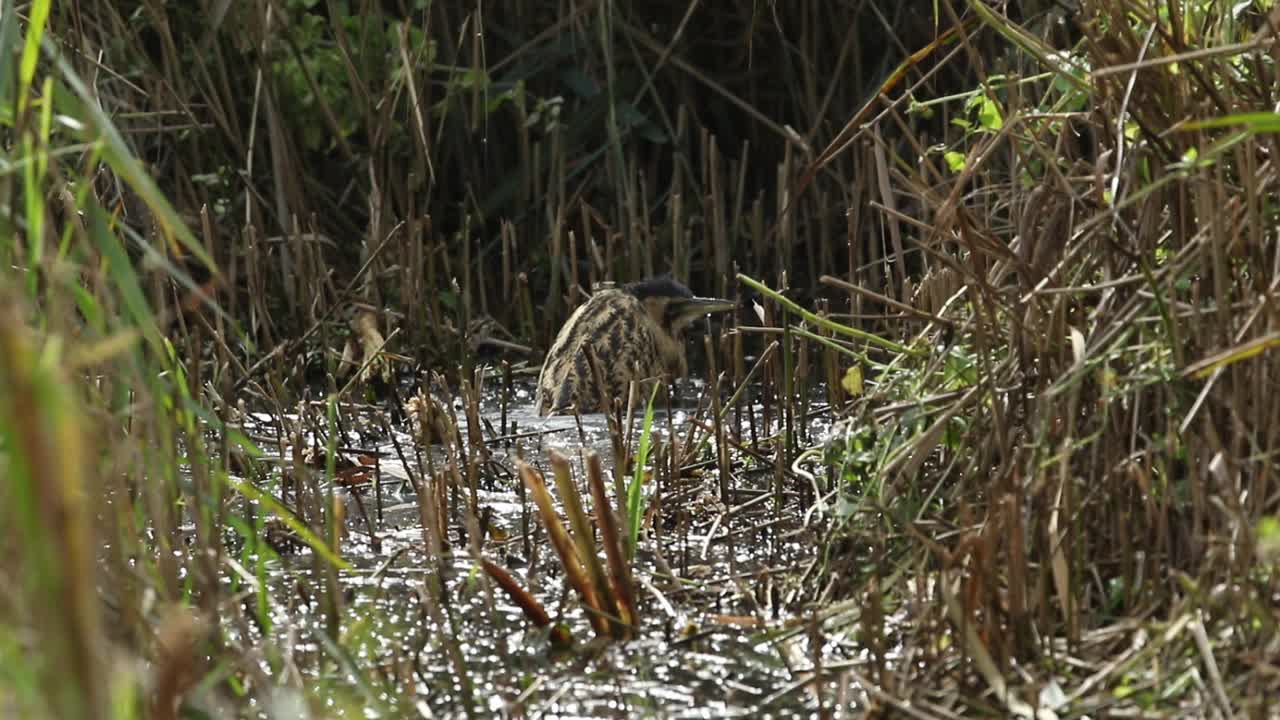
(535, 277, 734, 416)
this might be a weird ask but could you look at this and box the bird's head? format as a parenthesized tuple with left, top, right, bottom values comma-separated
(624, 275, 736, 341)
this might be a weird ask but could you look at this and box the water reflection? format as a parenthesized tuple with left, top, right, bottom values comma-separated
(233, 378, 849, 718)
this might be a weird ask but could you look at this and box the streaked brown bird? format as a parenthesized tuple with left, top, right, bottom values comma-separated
(535, 276, 736, 416)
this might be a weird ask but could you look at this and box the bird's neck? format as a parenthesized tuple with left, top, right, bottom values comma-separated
(657, 332, 687, 377)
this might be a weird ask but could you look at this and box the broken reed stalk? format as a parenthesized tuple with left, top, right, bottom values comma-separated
(548, 450, 622, 632)
(479, 558, 572, 648)
(604, 394, 629, 509)
(585, 452, 636, 632)
(780, 291, 795, 466)
(514, 452, 638, 640)
(705, 334, 731, 504)
(732, 325, 746, 443)
(517, 459, 610, 637)
(321, 398, 343, 641)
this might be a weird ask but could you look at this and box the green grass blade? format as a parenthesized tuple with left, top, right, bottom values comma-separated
(86, 203, 165, 351)
(17, 0, 51, 113)
(625, 382, 660, 561)
(226, 477, 352, 571)
(0, 0, 19, 119)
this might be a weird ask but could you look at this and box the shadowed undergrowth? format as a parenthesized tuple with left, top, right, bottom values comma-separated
(2, 0, 1279, 717)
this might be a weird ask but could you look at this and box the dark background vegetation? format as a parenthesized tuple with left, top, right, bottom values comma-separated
(78, 0, 1061, 364)
(4, 0, 1280, 717)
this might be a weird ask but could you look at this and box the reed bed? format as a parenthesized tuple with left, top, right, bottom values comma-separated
(2, 0, 1278, 717)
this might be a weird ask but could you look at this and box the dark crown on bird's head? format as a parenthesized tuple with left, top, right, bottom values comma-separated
(623, 274, 694, 301)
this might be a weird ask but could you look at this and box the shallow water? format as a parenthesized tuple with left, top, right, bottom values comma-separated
(230, 377, 867, 718)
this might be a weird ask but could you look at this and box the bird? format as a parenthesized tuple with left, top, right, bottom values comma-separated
(535, 276, 736, 416)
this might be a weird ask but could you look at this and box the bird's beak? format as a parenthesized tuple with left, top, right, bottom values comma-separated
(672, 296, 737, 323)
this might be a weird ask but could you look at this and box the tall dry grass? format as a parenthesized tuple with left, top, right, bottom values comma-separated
(753, 1, 1280, 714)
(2, 0, 1277, 716)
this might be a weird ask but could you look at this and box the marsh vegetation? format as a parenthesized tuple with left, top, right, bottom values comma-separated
(2, 0, 1279, 717)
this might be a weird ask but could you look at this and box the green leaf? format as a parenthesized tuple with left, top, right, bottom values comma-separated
(841, 365, 864, 396)
(944, 347, 977, 388)
(976, 96, 1003, 131)
(1258, 516, 1280, 563)
(1258, 516, 1280, 540)
(625, 383, 660, 561)
(944, 151, 967, 172)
